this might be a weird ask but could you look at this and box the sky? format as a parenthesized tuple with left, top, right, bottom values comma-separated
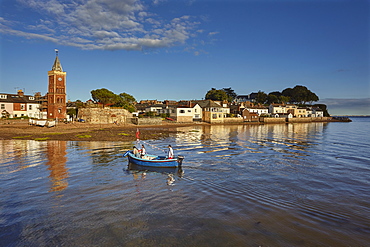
(0, 0, 369, 115)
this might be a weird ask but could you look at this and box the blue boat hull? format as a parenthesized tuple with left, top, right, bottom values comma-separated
(124, 151, 184, 168)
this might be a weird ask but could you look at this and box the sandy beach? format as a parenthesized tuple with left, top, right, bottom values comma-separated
(0, 119, 200, 141)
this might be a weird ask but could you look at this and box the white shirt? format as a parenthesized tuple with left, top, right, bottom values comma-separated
(168, 147, 174, 158)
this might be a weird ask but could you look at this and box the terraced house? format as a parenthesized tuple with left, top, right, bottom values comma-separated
(0, 90, 42, 118)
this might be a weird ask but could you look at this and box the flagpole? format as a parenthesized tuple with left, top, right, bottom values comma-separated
(136, 128, 140, 146)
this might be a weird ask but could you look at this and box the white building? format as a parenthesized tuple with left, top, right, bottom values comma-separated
(269, 104, 287, 114)
(0, 91, 42, 118)
(169, 103, 202, 122)
(245, 106, 268, 116)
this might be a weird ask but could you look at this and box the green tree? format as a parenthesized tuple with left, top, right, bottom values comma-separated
(269, 91, 282, 97)
(67, 108, 76, 117)
(282, 85, 319, 104)
(279, 95, 290, 104)
(115, 92, 137, 113)
(267, 94, 279, 104)
(282, 87, 294, 102)
(222, 87, 237, 101)
(91, 88, 120, 107)
(307, 91, 319, 104)
(205, 88, 230, 101)
(255, 91, 268, 104)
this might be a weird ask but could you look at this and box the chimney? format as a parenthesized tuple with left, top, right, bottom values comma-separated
(17, 90, 24, 97)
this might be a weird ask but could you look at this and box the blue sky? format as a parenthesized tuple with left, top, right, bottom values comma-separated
(0, 0, 369, 115)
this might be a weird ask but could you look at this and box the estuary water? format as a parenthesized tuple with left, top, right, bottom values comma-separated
(1, 117, 369, 246)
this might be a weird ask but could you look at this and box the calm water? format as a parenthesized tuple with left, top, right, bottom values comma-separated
(1, 118, 369, 246)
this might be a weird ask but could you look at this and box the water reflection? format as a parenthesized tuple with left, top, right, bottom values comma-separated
(127, 162, 184, 176)
(45, 141, 69, 193)
(126, 162, 184, 185)
(76, 141, 132, 166)
(173, 123, 328, 158)
(1, 119, 369, 247)
(0, 140, 69, 193)
(0, 140, 47, 174)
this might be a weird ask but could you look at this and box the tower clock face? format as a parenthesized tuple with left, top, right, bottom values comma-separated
(58, 77, 62, 81)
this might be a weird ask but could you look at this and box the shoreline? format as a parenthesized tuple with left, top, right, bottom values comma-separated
(0, 120, 210, 142)
(0, 118, 348, 142)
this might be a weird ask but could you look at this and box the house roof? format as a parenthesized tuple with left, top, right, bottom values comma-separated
(193, 100, 222, 108)
(0, 93, 37, 104)
(147, 104, 166, 108)
(270, 103, 286, 107)
(245, 106, 268, 109)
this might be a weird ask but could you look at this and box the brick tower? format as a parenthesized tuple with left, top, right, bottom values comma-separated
(47, 50, 66, 120)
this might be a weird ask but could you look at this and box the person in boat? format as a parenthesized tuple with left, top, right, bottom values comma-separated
(140, 144, 146, 158)
(133, 146, 140, 157)
(168, 145, 174, 159)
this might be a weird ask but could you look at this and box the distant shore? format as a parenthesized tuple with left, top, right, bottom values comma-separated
(0, 118, 351, 142)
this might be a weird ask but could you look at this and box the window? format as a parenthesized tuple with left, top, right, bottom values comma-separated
(29, 105, 32, 110)
(21, 104, 25, 110)
(0, 95, 7, 99)
(188, 110, 191, 112)
(1, 104, 4, 109)
(180, 110, 185, 113)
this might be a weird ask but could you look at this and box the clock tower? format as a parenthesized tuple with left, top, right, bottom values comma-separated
(47, 50, 67, 120)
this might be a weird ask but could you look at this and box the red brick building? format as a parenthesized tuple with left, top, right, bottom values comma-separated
(47, 51, 67, 119)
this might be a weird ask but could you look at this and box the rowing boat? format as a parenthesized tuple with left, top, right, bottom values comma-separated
(123, 151, 184, 168)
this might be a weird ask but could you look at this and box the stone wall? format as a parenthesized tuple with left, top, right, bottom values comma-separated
(223, 117, 244, 123)
(311, 117, 331, 122)
(78, 108, 131, 124)
(287, 117, 332, 123)
(261, 117, 332, 124)
(131, 117, 162, 125)
(176, 116, 193, 123)
(262, 118, 286, 123)
(287, 117, 312, 123)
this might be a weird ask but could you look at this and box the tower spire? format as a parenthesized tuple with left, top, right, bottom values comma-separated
(52, 49, 63, 71)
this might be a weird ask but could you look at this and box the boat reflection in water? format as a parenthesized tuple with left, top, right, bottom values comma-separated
(126, 162, 184, 185)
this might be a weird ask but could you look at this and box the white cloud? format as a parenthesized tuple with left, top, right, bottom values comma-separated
(94, 31, 120, 39)
(1, 0, 203, 52)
